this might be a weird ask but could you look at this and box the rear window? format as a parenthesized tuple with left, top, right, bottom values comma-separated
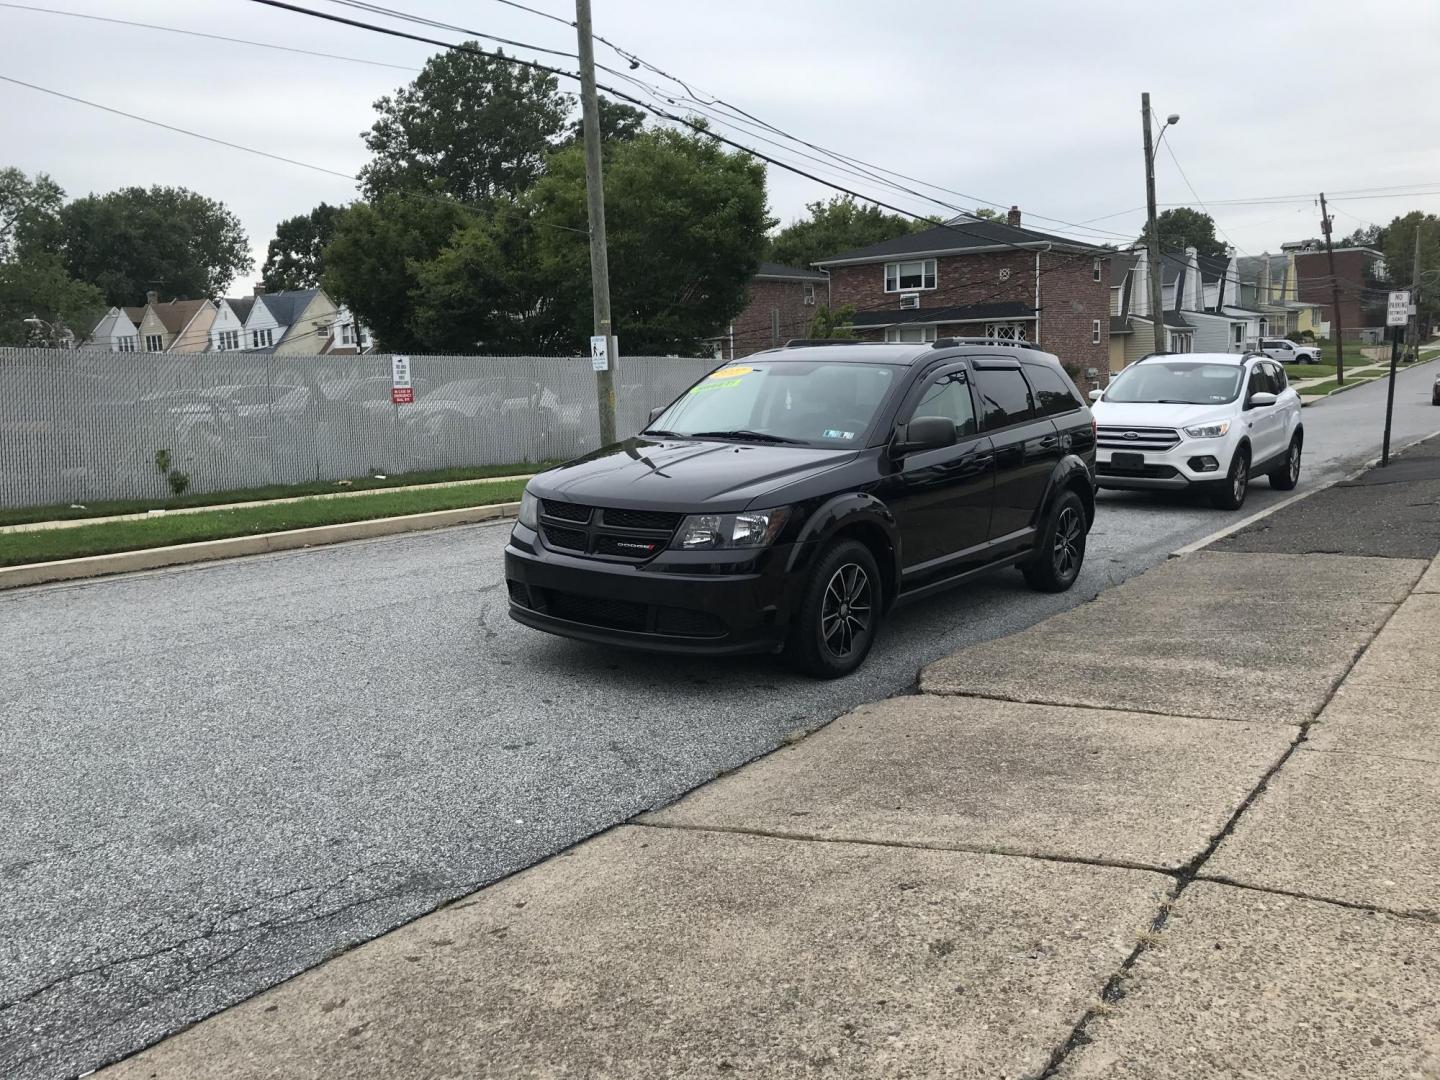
(972, 368, 1037, 429)
(1022, 365, 1082, 417)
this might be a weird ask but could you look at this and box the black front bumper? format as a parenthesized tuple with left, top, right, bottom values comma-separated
(505, 524, 810, 655)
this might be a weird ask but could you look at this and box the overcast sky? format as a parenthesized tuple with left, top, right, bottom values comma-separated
(3, 0, 1438, 295)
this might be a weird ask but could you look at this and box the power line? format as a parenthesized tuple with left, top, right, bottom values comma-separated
(0, 1, 417, 70)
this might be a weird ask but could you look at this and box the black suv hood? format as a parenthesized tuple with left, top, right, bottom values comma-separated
(530, 437, 858, 513)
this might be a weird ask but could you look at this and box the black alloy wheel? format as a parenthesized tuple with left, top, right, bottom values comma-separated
(1270, 435, 1302, 491)
(1022, 489, 1087, 593)
(786, 538, 881, 678)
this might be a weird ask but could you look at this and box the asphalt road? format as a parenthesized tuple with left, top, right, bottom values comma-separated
(4, 360, 1439, 1080)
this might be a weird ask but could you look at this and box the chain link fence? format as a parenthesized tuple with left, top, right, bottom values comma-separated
(0, 349, 717, 508)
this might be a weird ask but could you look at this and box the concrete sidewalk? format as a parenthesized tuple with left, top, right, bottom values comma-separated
(100, 456, 1440, 1077)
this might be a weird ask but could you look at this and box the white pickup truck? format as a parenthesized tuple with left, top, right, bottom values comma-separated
(1259, 338, 1322, 364)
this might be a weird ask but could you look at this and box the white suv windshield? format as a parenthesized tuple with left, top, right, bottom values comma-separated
(1105, 361, 1245, 405)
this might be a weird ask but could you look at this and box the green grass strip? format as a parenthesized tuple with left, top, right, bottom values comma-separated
(0, 480, 526, 567)
(0, 461, 554, 528)
(1297, 376, 1380, 397)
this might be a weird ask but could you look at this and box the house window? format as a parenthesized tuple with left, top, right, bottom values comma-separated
(1092, 258, 1102, 282)
(116, 336, 136, 353)
(215, 329, 239, 350)
(341, 323, 354, 345)
(1091, 319, 1102, 345)
(145, 334, 163, 351)
(884, 258, 936, 293)
(984, 322, 1028, 342)
(251, 328, 273, 348)
(803, 282, 816, 305)
(1232, 324, 1244, 349)
(884, 324, 937, 344)
(1168, 332, 1192, 353)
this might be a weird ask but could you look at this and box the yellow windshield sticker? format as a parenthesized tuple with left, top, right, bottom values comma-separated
(708, 365, 753, 380)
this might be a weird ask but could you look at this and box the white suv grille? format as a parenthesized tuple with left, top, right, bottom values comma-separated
(1097, 425, 1181, 452)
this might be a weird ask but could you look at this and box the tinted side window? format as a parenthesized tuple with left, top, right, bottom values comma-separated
(1268, 362, 1288, 391)
(910, 370, 978, 436)
(1248, 365, 1273, 396)
(973, 368, 1037, 429)
(1022, 364, 1081, 417)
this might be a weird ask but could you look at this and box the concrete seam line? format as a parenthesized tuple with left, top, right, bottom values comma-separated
(1191, 874, 1440, 925)
(0, 503, 521, 592)
(914, 687, 1286, 727)
(631, 819, 1180, 877)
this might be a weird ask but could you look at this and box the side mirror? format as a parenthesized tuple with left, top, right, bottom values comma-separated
(1248, 391, 1278, 408)
(1088, 388, 1104, 402)
(892, 415, 957, 456)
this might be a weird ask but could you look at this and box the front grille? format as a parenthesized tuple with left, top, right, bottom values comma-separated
(541, 525, 587, 551)
(654, 606, 725, 638)
(541, 499, 591, 523)
(544, 591, 649, 632)
(1098, 462, 1181, 479)
(1097, 425, 1181, 452)
(601, 507, 683, 531)
(536, 498, 679, 561)
(506, 580, 532, 608)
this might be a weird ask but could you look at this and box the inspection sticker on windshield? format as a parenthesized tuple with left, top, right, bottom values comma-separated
(823, 429, 855, 440)
(708, 365, 753, 380)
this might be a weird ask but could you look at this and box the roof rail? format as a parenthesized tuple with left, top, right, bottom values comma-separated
(931, 337, 1041, 351)
(782, 338, 867, 348)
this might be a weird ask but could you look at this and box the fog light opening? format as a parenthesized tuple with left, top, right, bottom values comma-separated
(1189, 456, 1220, 473)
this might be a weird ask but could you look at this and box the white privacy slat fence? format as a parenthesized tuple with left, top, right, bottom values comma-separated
(0, 349, 717, 508)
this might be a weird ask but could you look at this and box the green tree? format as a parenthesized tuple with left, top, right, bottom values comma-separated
(0, 166, 64, 261)
(323, 194, 470, 351)
(564, 98, 647, 148)
(972, 207, 1001, 221)
(261, 202, 344, 291)
(359, 45, 572, 204)
(36, 185, 251, 306)
(768, 196, 917, 269)
(1382, 211, 1440, 331)
(1139, 207, 1226, 258)
(806, 303, 856, 339)
(1341, 223, 1385, 248)
(523, 127, 771, 355)
(0, 250, 106, 346)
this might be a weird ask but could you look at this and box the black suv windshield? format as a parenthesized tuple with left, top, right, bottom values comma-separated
(647, 361, 899, 447)
(1104, 360, 1244, 405)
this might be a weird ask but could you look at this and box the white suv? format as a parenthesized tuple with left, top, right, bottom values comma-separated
(1260, 338, 1322, 364)
(1090, 352, 1304, 510)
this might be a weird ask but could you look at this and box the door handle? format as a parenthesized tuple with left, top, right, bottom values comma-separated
(1038, 434, 1061, 448)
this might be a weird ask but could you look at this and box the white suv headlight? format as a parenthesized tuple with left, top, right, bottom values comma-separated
(672, 508, 789, 550)
(1184, 421, 1231, 439)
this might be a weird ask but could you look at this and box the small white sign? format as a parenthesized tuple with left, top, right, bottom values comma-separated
(391, 354, 413, 404)
(1387, 291, 1411, 327)
(590, 335, 609, 371)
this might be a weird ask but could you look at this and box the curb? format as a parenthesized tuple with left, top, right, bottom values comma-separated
(0, 502, 520, 592)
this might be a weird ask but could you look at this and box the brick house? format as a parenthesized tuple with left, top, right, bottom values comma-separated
(1291, 246, 1387, 340)
(812, 209, 1113, 389)
(716, 262, 830, 360)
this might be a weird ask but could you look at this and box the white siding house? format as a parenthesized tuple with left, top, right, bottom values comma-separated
(210, 297, 255, 351)
(89, 306, 143, 352)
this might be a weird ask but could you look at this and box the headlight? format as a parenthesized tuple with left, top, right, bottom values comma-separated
(517, 489, 539, 529)
(1184, 421, 1231, 439)
(672, 508, 789, 550)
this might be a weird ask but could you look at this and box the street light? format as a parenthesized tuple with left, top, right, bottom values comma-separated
(1141, 97, 1180, 353)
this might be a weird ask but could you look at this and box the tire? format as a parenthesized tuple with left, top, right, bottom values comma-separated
(1210, 446, 1251, 510)
(1269, 434, 1303, 491)
(1022, 489, 1087, 593)
(785, 538, 881, 679)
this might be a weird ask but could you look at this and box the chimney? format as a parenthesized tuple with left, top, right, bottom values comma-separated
(253, 284, 266, 296)
(145, 289, 158, 306)
(1006, 205, 1022, 227)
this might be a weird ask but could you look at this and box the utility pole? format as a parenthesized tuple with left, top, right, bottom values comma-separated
(1410, 224, 1423, 361)
(1319, 192, 1345, 386)
(1141, 94, 1166, 355)
(574, 0, 617, 445)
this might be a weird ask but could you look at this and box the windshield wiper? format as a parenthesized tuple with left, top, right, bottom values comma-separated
(688, 429, 806, 445)
(640, 428, 684, 438)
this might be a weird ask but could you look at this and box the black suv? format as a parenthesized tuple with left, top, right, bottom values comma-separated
(506, 340, 1097, 677)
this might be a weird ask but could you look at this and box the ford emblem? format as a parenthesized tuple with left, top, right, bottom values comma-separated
(1122, 431, 1140, 440)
